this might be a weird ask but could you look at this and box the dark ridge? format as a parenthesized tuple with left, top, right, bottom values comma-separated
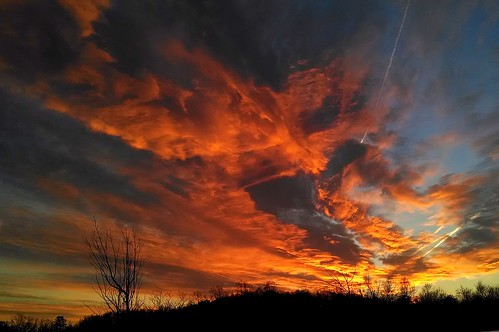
(48, 287, 499, 331)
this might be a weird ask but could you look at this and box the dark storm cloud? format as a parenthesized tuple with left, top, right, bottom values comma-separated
(246, 172, 362, 264)
(0, 89, 155, 204)
(91, 0, 382, 89)
(0, 0, 81, 82)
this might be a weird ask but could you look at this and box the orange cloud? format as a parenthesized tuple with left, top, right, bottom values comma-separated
(27, 37, 429, 288)
(58, 0, 110, 37)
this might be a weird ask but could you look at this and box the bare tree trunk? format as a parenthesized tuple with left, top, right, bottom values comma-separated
(86, 219, 144, 313)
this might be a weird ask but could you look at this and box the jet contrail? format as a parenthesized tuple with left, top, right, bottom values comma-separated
(422, 226, 461, 258)
(360, 131, 368, 144)
(413, 232, 448, 255)
(361, 0, 411, 144)
(375, 0, 411, 105)
(434, 225, 444, 234)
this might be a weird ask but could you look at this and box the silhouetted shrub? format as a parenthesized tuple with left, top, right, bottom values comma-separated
(1, 314, 70, 332)
(416, 283, 457, 304)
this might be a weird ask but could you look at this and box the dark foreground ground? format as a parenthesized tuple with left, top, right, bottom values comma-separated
(70, 292, 498, 332)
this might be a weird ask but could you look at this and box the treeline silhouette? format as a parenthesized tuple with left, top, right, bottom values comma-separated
(1, 281, 498, 331)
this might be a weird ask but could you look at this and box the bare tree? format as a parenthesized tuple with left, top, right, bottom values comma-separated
(255, 281, 278, 294)
(209, 284, 228, 299)
(193, 290, 209, 303)
(149, 288, 192, 311)
(379, 278, 394, 301)
(86, 219, 144, 313)
(235, 281, 253, 295)
(398, 276, 415, 301)
(363, 272, 373, 298)
(326, 266, 358, 295)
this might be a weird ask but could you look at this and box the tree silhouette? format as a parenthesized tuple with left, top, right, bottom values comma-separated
(456, 281, 499, 304)
(149, 288, 192, 311)
(6, 313, 58, 332)
(209, 284, 228, 299)
(416, 283, 456, 304)
(4, 279, 498, 331)
(234, 281, 253, 295)
(396, 276, 415, 303)
(53, 316, 67, 331)
(325, 266, 358, 295)
(86, 219, 144, 314)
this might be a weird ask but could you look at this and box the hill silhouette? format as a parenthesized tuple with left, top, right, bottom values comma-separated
(73, 286, 499, 331)
(2, 282, 498, 331)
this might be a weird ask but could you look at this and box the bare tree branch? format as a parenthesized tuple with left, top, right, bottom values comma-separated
(86, 218, 144, 313)
(324, 266, 358, 295)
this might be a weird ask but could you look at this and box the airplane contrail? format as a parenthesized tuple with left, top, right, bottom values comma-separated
(413, 232, 448, 255)
(422, 226, 461, 257)
(360, 131, 368, 144)
(361, 0, 411, 144)
(434, 225, 444, 234)
(375, 0, 411, 105)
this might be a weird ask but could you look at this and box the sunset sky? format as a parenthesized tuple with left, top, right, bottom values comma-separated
(1, 0, 498, 321)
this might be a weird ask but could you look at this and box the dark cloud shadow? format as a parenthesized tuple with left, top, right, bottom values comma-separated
(246, 172, 362, 264)
(0, 88, 155, 204)
(0, 0, 81, 82)
(91, 0, 382, 90)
